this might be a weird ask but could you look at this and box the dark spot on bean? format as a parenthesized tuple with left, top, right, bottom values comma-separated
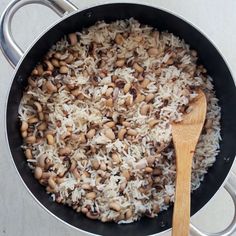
(88, 43, 94, 54)
(117, 115, 125, 124)
(163, 99, 169, 106)
(97, 60, 102, 68)
(52, 69, 59, 77)
(42, 62, 48, 70)
(93, 77, 98, 82)
(130, 88, 137, 99)
(155, 111, 160, 119)
(127, 60, 133, 67)
(116, 80, 125, 89)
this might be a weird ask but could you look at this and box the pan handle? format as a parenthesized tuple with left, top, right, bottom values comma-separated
(190, 172, 236, 236)
(0, 0, 78, 68)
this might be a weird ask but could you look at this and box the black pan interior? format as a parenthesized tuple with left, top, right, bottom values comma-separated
(6, 3, 236, 236)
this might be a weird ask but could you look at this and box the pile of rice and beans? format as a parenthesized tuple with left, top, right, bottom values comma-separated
(19, 19, 221, 223)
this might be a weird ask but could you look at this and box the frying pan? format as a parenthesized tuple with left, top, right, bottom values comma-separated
(1, 1, 236, 235)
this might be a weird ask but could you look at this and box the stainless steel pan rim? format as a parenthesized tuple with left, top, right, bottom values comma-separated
(1, 1, 236, 235)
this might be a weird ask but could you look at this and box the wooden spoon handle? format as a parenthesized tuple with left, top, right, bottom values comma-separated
(172, 141, 196, 236)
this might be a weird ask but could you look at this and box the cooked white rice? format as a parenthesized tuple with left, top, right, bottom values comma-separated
(19, 18, 221, 223)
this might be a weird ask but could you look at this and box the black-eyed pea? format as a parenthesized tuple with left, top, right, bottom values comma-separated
(97, 169, 105, 178)
(140, 104, 151, 115)
(59, 60, 67, 66)
(135, 94, 145, 103)
(122, 121, 131, 127)
(121, 170, 130, 181)
(79, 133, 86, 144)
(125, 208, 133, 219)
(25, 148, 32, 159)
(72, 168, 80, 179)
(123, 83, 131, 94)
(71, 88, 81, 97)
(48, 177, 57, 189)
(133, 62, 144, 73)
(104, 128, 115, 140)
(115, 34, 124, 45)
(112, 75, 118, 82)
(134, 35, 143, 42)
(91, 159, 100, 170)
(119, 181, 127, 192)
(154, 176, 161, 184)
(68, 33, 78, 46)
(112, 153, 120, 164)
(101, 216, 108, 222)
(65, 54, 74, 64)
(59, 65, 69, 74)
(164, 196, 171, 205)
(104, 121, 115, 128)
(137, 74, 144, 81)
(118, 128, 126, 141)
(70, 159, 77, 171)
(46, 186, 55, 193)
(54, 52, 62, 60)
(105, 87, 113, 97)
(109, 202, 121, 212)
(41, 171, 51, 179)
(166, 58, 174, 65)
(205, 119, 213, 129)
(145, 93, 155, 103)
(145, 167, 153, 173)
(31, 68, 38, 76)
(46, 134, 54, 145)
(28, 77, 37, 87)
(105, 98, 113, 107)
(45, 81, 57, 93)
(38, 112, 44, 121)
(115, 59, 125, 68)
(96, 176, 102, 185)
(42, 70, 52, 77)
(153, 168, 162, 176)
(38, 122, 47, 131)
(86, 129, 96, 139)
(26, 135, 36, 144)
(148, 119, 159, 128)
(148, 47, 159, 56)
(86, 212, 99, 220)
(21, 121, 28, 132)
(117, 213, 125, 221)
(33, 101, 43, 113)
(81, 183, 92, 190)
(36, 64, 44, 75)
(59, 147, 71, 156)
(44, 60, 54, 71)
(125, 96, 133, 106)
(82, 207, 89, 214)
(191, 50, 197, 57)
(21, 131, 27, 138)
(38, 155, 46, 168)
(153, 203, 160, 213)
(146, 156, 155, 165)
(28, 117, 39, 124)
(55, 195, 63, 203)
(34, 166, 43, 179)
(127, 129, 137, 136)
(86, 192, 96, 200)
(140, 79, 150, 88)
(51, 58, 60, 67)
(100, 162, 106, 171)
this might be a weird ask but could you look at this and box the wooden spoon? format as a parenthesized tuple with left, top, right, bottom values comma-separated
(171, 90, 207, 236)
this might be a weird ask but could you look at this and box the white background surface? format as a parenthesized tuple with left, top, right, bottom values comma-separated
(0, 0, 236, 235)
